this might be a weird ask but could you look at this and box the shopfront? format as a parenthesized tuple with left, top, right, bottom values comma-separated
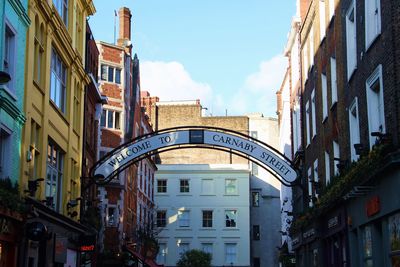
(0, 208, 23, 267)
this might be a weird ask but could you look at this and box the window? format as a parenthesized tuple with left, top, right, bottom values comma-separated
(346, 1, 357, 79)
(313, 159, 319, 198)
(3, 23, 16, 91)
(225, 179, 237, 195)
(179, 179, 189, 193)
(202, 210, 213, 228)
(329, 0, 335, 20)
(202, 243, 213, 256)
(225, 243, 237, 264)
(293, 102, 301, 153)
(251, 162, 258, 175)
(50, 49, 67, 113)
(325, 151, 331, 185)
(366, 65, 385, 148)
(107, 206, 117, 226)
(100, 64, 122, 84)
(306, 101, 311, 145)
(54, 0, 68, 25)
(319, 0, 326, 41)
(73, 82, 81, 131)
(321, 74, 328, 120)
(363, 225, 373, 266)
(333, 141, 340, 175)
(100, 109, 121, 130)
(330, 57, 338, 105)
(115, 69, 121, 84)
(46, 141, 64, 211)
(30, 121, 41, 181)
(34, 18, 45, 85)
(157, 243, 167, 264)
(308, 167, 313, 207)
(156, 211, 167, 227)
(349, 98, 361, 161)
(201, 179, 214, 194)
(225, 210, 237, 227)
(0, 129, 11, 178)
(311, 90, 317, 137)
(309, 26, 314, 67)
(252, 191, 260, 207)
(388, 213, 400, 264)
(178, 210, 190, 227)
(303, 44, 309, 81)
(253, 257, 261, 267)
(177, 243, 189, 257)
(365, 0, 381, 49)
(253, 225, 260, 240)
(157, 179, 167, 193)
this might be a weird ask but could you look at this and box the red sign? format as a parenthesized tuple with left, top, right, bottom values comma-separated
(80, 245, 95, 252)
(366, 196, 380, 217)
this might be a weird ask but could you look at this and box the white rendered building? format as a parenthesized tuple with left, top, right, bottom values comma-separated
(155, 164, 251, 267)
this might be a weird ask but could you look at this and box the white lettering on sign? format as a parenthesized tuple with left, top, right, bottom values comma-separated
(94, 131, 189, 178)
(93, 129, 297, 183)
(204, 131, 296, 182)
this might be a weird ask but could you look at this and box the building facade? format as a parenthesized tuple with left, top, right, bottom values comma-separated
(287, 0, 400, 266)
(141, 97, 282, 267)
(0, 0, 29, 266)
(155, 164, 251, 267)
(19, 0, 96, 266)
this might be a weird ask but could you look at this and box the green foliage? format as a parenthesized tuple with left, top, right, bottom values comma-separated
(290, 144, 393, 233)
(0, 178, 25, 212)
(176, 249, 212, 267)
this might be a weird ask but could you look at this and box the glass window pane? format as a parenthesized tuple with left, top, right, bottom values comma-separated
(108, 67, 114, 82)
(115, 69, 121, 84)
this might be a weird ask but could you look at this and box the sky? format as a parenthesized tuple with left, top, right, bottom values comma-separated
(91, 1, 296, 117)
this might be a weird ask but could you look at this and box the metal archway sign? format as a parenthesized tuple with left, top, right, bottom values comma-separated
(91, 126, 299, 187)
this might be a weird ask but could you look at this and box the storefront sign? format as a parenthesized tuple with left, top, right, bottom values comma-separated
(93, 129, 297, 183)
(54, 236, 68, 263)
(366, 196, 380, 217)
(328, 216, 339, 229)
(80, 245, 95, 251)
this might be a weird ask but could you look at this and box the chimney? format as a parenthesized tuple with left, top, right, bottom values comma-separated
(117, 7, 132, 51)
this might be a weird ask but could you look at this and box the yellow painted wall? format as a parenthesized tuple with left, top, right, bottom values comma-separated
(20, 0, 95, 219)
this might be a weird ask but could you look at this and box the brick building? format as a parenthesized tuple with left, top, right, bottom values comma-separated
(286, 0, 400, 266)
(96, 7, 157, 266)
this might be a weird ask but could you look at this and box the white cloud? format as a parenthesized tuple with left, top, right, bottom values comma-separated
(140, 61, 213, 104)
(223, 54, 288, 117)
(140, 56, 288, 119)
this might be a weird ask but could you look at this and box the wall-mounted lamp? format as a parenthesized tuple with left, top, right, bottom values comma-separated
(67, 197, 82, 209)
(0, 71, 11, 84)
(25, 178, 44, 196)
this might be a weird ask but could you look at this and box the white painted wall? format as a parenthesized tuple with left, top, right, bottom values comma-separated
(154, 164, 250, 267)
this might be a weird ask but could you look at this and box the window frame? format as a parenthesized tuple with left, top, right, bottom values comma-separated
(50, 48, 67, 113)
(252, 191, 260, 207)
(225, 210, 237, 228)
(100, 64, 122, 84)
(179, 179, 190, 193)
(330, 57, 338, 106)
(321, 73, 328, 121)
(349, 97, 361, 161)
(157, 179, 167, 193)
(366, 65, 385, 149)
(346, 0, 357, 80)
(156, 210, 167, 227)
(202, 210, 213, 228)
(3, 20, 17, 93)
(178, 210, 190, 228)
(225, 243, 237, 264)
(46, 141, 64, 212)
(225, 178, 238, 195)
(253, 225, 260, 240)
(100, 109, 121, 130)
(365, 0, 381, 50)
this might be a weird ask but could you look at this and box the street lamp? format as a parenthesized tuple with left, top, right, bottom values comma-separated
(0, 71, 11, 84)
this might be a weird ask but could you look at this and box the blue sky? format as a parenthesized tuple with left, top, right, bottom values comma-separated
(91, 1, 296, 117)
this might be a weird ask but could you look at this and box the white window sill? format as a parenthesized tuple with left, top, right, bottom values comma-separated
(199, 228, 216, 231)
